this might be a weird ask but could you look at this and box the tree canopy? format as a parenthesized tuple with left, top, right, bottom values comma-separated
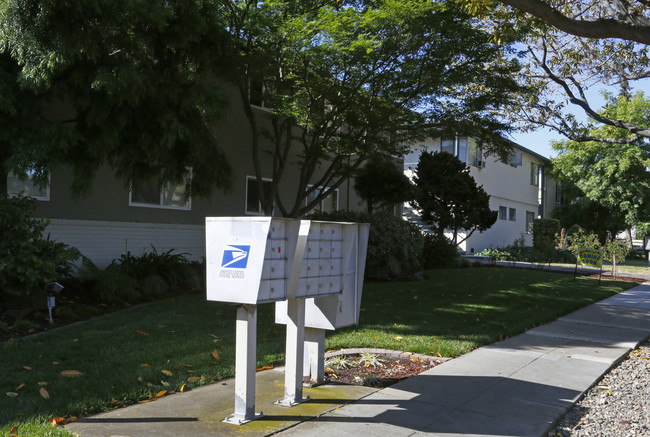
(221, 0, 525, 217)
(551, 92, 650, 227)
(0, 0, 232, 197)
(411, 151, 497, 245)
(353, 157, 413, 213)
(456, 0, 650, 144)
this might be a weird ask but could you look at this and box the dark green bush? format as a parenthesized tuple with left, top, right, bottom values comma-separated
(308, 211, 424, 280)
(532, 218, 561, 262)
(421, 233, 458, 269)
(111, 246, 198, 293)
(78, 258, 141, 304)
(0, 195, 80, 309)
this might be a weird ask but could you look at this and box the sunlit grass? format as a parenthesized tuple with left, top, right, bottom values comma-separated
(0, 266, 637, 435)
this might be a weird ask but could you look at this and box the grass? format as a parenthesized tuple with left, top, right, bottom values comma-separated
(0, 267, 638, 435)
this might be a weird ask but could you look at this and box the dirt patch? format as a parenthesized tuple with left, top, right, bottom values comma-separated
(323, 353, 447, 388)
(587, 274, 646, 284)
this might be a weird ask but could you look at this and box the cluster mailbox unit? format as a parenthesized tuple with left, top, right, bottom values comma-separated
(205, 217, 369, 424)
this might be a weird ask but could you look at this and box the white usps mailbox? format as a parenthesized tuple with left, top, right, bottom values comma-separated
(275, 221, 370, 383)
(205, 217, 368, 424)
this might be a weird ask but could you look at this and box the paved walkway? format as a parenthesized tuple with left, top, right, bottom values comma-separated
(67, 282, 650, 437)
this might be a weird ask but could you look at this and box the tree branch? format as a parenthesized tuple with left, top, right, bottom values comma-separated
(498, 0, 650, 44)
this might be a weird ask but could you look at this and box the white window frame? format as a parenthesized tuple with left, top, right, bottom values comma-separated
(7, 171, 50, 201)
(531, 162, 541, 186)
(129, 172, 192, 211)
(245, 175, 273, 215)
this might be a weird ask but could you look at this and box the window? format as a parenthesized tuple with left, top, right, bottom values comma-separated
(498, 206, 507, 220)
(457, 137, 468, 163)
(441, 138, 455, 155)
(469, 142, 483, 167)
(130, 174, 191, 210)
(305, 185, 339, 215)
(526, 211, 535, 234)
(7, 171, 50, 201)
(503, 151, 522, 167)
(509, 207, 516, 221)
(555, 182, 565, 205)
(531, 162, 541, 186)
(246, 176, 273, 215)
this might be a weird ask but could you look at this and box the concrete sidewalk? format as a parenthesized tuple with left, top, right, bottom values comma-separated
(67, 283, 650, 437)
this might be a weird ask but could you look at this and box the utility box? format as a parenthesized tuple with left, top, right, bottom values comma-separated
(205, 217, 359, 304)
(275, 221, 370, 330)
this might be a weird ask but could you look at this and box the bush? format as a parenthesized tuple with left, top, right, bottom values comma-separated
(308, 211, 425, 280)
(532, 219, 561, 262)
(0, 195, 80, 309)
(421, 233, 458, 269)
(111, 246, 198, 293)
(78, 258, 141, 304)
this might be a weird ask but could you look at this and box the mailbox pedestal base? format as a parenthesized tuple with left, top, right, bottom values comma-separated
(224, 305, 264, 425)
(276, 299, 310, 406)
(304, 328, 325, 384)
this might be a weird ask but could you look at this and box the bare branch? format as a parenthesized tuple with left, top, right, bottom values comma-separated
(498, 0, 650, 43)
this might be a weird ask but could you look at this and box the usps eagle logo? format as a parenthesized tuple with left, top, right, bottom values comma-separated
(221, 245, 251, 269)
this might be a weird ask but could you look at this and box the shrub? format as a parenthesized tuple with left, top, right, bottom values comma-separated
(0, 195, 80, 309)
(565, 229, 601, 257)
(421, 233, 458, 269)
(78, 258, 141, 304)
(532, 219, 561, 262)
(308, 211, 424, 280)
(111, 247, 197, 293)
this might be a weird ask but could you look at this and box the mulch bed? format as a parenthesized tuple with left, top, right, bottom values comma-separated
(323, 352, 448, 388)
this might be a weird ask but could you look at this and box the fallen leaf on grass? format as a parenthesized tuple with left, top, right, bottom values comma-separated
(136, 330, 150, 336)
(16, 383, 25, 390)
(50, 417, 66, 426)
(23, 365, 32, 371)
(38, 382, 48, 386)
(141, 364, 153, 368)
(60, 370, 83, 377)
(161, 369, 173, 376)
(187, 376, 201, 383)
(9, 425, 18, 434)
(211, 350, 220, 360)
(6, 392, 18, 397)
(155, 390, 167, 398)
(394, 336, 403, 341)
(256, 366, 273, 371)
(40, 388, 50, 399)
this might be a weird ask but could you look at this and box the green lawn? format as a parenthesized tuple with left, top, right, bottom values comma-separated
(0, 267, 637, 435)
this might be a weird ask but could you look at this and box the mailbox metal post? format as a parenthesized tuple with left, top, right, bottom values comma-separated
(277, 298, 310, 406)
(224, 304, 264, 425)
(304, 328, 326, 384)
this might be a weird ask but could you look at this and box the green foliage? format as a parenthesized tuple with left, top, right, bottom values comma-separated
(309, 210, 424, 281)
(358, 352, 384, 368)
(1, 0, 232, 197)
(354, 157, 414, 213)
(551, 92, 650, 227)
(111, 247, 196, 293)
(0, 195, 80, 308)
(324, 355, 355, 370)
(635, 222, 650, 240)
(532, 218, 561, 262)
(412, 151, 497, 244)
(604, 239, 630, 265)
(565, 229, 602, 258)
(78, 258, 141, 304)
(223, 0, 525, 216)
(421, 233, 459, 269)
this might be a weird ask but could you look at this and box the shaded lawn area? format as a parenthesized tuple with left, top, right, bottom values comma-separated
(0, 267, 637, 434)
